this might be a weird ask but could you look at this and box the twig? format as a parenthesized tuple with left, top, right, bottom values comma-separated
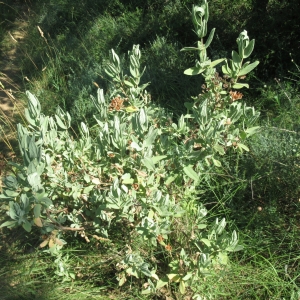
(46, 209, 85, 231)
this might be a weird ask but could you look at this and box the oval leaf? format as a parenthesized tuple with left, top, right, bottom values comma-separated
(243, 39, 255, 58)
(183, 166, 199, 181)
(238, 61, 259, 76)
(34, 217, 43, 227)
(34, 204, 42, 218)
(184, 67, 205, 76)
(39, 239, 49, 248)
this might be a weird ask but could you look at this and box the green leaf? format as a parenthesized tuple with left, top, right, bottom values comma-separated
(237, 143, 249, 152)
(182, 273, 193, 281)
(156, 277, 169, 289)
(40, 197, 52, 207)
(218, 252, 228, 265)
(9, 202, 19, 219)
(124, 80, 134, 87)
(165, 175, 177, 185)
(197, 224, 207, 229)
(184, 67, 205, 76)
(141, 288, 151, 295)
(243, 39, 255, 58)
(152, 155, 167, 164)
(222, 63, 231, 75)
(201, 238, 211, 247)
(205, 28, 215, 48)
(4, 189, 19, 197)
(0, 220, 17, 228)
(213, 144, 225, 155)
(55, 114, 68, 130)
(118, 274, 127, 286)
(130, 141, 143, 151)
(184, 102, 194, 110)
(179, 280, 186, 294)
(209, 58, 225, 68)
(167, 274, 181, 282)
(212, 158, 221, 167)
(232, 50, 242, 65)
(232, 83, 249, 89)
(22, 220, 32, 232)
(141, 157, 155, 171)
(183, 166, 199, 181)
(143, 127, 158, 147)
(245, 126, 260, 136)
(126, 106, 139, 113)
(226, 244, 244, 252)
(4, 176, 18, 189)
(122, 173, 134, 184)
(84, 173, 91, 183)
(34, 204, 42, 218)
(180, 47, 203, 52)
(238, 61, 259, 76)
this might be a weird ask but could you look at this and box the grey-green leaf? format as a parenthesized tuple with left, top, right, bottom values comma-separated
(34, 204, 42, 218)
(238, 61, 259, 76)
(243, 39, 255, 58)
(184, 67, 205, 76)
(183, 166, 199, 181)
(205, 28, 215, 48)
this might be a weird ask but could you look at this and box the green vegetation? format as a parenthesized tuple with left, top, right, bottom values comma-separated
(1, 0, 300, 299)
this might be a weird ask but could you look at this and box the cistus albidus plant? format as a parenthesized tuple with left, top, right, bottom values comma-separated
(0, 0, 260, 296)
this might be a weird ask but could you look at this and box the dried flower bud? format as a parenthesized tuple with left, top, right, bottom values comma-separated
(229, 90, 243, 101)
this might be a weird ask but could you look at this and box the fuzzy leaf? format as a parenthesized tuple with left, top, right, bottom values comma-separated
(151, 155, 167, 164)
(243, 39, 255, 58)
(238, 61, 259, 76)
(237, 143, 249, 152)
(232, 83, 249, 89)
(124, 80, 135, 87)
(156, 277, 168, 289)
(34, 204, 42, 218)
(141, 157, 155, 171)
(183, 166, 199, 181)
(201, 238, 211, 247)
(180, 47, 202, 52)
(22, 220, 32, 232)
(209, 58, 225, 68)
(205, 28, 215, 48)
(226, 244, 244, 252)
(125, 106, 139, 112)
(212, 158, 221, 167)
(0, 220, 17, 228)
(232, 50, 242, 65)
(179, 280, 186, 294)
(92, 178, 101, 185)
(184, 67, 205, 76)
(167, 274, 181, 282)
(55, 114, 68, 130)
